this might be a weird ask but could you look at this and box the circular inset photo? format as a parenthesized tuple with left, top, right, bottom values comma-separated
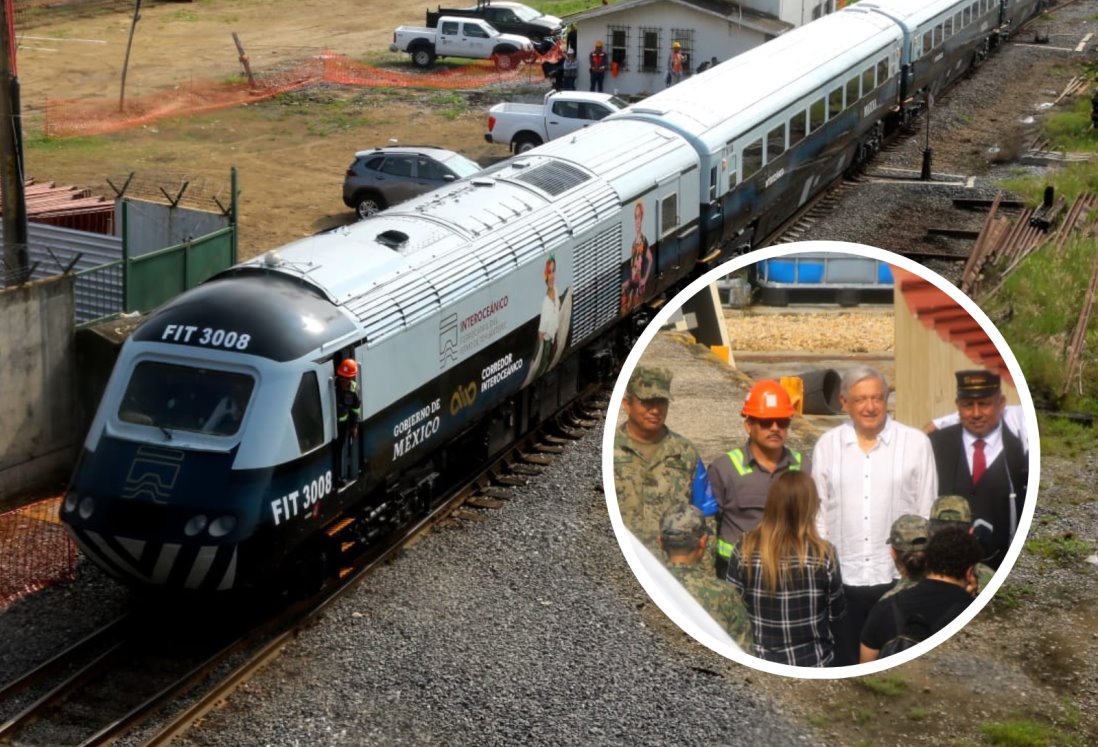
(602, 241, 1038, 678)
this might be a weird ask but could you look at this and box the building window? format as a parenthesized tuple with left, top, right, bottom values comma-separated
(640, 27, 660, 73)
(608, 26, 628, 71)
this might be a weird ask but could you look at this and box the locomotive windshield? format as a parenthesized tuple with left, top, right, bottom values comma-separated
(118, 362, 255, 436)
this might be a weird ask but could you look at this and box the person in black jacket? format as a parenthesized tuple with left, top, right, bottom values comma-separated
(928, 371, 1027, 570)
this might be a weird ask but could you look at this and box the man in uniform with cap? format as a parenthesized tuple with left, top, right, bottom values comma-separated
(708, 379, 809, 579)
(928, 370, 1028, 570)
(878, 514, 930, 602)
(659, 504, 752, 650)
(614, 365, 704, 552)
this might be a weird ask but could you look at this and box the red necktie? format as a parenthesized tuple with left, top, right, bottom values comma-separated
(972, 439, 986, 484)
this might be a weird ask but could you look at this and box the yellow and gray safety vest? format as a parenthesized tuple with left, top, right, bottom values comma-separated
(716, 447, 802, 560)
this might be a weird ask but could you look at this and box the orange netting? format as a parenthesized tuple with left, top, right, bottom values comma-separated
(44, 44, 564, 138)
(0, 497, 77, 607)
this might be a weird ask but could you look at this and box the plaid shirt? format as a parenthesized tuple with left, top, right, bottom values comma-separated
(726, 544, 845, 667)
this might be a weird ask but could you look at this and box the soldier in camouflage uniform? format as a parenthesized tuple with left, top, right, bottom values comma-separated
(614, 365, 703, 552)
(929, 495, 995, 595)
(879, 514, 930, 602)
(659, 504, 753, 650)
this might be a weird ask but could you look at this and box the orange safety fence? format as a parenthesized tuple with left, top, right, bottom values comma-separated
(0, 497, 77, 607)
(44, 43, 565, 139)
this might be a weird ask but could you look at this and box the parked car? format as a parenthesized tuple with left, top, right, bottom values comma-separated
(485, 91, 629, 153)
(342, 146, 482, 218)
(390, 15, 534, 68)
(426, 2, 563, 52)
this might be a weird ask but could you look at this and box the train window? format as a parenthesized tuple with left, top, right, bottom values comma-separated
(922, 31, 932, 56)
(743, 139, 763, 179)
(660, 193, 679, 236)
(828, 86, 843, 117)
(118, 362, 255, 436)
(964, 5, 971, 24)
(861, 66, 874, 94)
(291, 371, 324, 453)
(789, 110, 807, 146)
(876, 58, 888, 84)
(845, 77, 859, 105)
(726, 153, 738, 190)
(954, 12, 962, 32)
(809, 97, 826, 131)
(766, 124, 784, 162)
(934, 24, 943, 46)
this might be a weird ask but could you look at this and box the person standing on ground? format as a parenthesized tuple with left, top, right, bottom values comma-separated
(589, 40, 607, 92)
(709, 380, 808, 579)
(726, 471, 845, 667)
(613, 365, 705, 552)
(811, 365, 937, 666)
(928, 370, 1027, 570)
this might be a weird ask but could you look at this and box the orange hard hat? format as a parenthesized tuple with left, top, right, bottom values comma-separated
(741, 380, 795, 418)
(595, 40, 603, 47)
(337, 358, 359, 378)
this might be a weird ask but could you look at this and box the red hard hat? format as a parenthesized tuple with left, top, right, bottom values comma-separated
(337, 358, 359, 378)
(741, 380, 795, 418)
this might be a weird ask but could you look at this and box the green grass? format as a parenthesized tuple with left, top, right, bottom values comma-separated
(980, 718, 1082, 747)
(908, 706, 929, 721)
(1039, 98, 1096, 153)
(23, 133, 108, 155)
(427, 92, 468, 120)
(998, 160, 1098, 206)
(855, 674, 908, 697)
(988, 580, 1034, 613)
(1024, 534, 1094, 566)
(983, 236, 1098, 406)
(1037, 413, 1098, 459)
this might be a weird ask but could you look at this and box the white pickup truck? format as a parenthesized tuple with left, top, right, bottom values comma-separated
(390, 16, 534, 68)
(484, 91, 629, 154)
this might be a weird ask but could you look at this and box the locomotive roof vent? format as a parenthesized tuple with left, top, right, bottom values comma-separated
(263, 251, 283, 268)
(512, 160, 590, 197)
(375, 230, 410, 250)
(471, 177, 495, 187)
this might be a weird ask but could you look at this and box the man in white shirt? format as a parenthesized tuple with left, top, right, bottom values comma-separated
(811, 365, 938, 666)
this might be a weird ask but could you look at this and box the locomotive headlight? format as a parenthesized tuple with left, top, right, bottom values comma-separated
(78, 496, 95, 519)
(208, 515, 237, 538)
(63, 491, 78, 513)
(184, 514, 208, 537)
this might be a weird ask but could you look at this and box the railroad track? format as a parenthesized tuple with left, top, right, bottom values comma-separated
(0, 389, 608, 747)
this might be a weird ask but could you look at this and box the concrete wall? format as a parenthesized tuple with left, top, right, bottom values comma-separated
(0, 274, 79, 500)
(894, 286, 1019, 430)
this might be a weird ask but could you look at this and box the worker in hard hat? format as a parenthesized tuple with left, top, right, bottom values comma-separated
(589, 40, 607, 92)
(667, 40, 686, 87)
(708, 379, 809, 578)
(336, 357, 362, 487)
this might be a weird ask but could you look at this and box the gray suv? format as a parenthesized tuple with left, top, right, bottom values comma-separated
(342, 146, 482, 219)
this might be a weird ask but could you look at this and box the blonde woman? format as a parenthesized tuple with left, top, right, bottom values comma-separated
(726, 470, 845, 666)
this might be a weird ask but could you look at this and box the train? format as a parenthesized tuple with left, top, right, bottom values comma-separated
(60, 0, 1045, 593)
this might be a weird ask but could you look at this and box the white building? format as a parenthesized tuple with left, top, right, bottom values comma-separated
(566, 0, 835, 96)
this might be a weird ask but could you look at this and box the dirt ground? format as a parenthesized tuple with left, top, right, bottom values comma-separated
(13, 1, 1098, 744)
(16, 0, 515, 258)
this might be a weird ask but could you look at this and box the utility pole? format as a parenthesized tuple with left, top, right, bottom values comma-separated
(119, 0, 141, 112)
(0, 0, 28, 286)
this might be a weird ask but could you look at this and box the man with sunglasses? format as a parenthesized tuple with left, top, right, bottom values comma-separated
(708, 379, 808, 579)
(614, 365, 705, 553)
(811, 365, 937, 666)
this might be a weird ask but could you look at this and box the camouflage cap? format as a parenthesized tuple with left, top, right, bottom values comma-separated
(628, 365, 673, 401)
(887, 514, 930, 552)
(659, 504, 705, 548)
(931, 494, 972, 524)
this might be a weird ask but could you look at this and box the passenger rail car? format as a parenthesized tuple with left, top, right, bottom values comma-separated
(61, 0, 1045, 594)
